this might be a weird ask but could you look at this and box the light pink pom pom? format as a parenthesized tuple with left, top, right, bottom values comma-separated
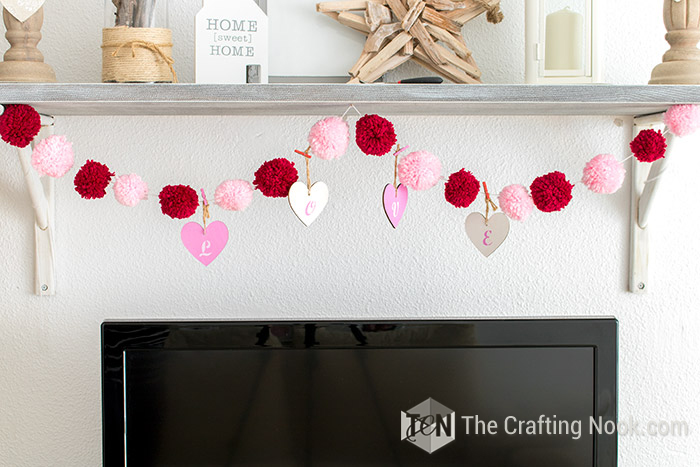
(498, 185, 534, 221)
(31, 135, 74, 178)
(308, 116, 350, 160)
(664, 104, 700, 137)
(113, 174, 148, 207)
(215, 179, 253, 211)
(398, 151, 442, 191)
(582, 154, 626, 194)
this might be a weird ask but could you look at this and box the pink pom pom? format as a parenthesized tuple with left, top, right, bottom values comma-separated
(582, 154, 626, 194)
(498, 185, 534, 221)
(398, 151, 442, 191)
(113, 174, 148, 207)
(308, 116, 350, 160)
(215, 179, 253, 211)
(664, 104, 700, 137)
(30, 135, 74, 178)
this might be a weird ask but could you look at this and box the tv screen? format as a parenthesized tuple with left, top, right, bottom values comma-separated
(102, 320, 618, 467)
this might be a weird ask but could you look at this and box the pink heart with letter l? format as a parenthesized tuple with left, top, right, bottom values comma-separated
(181, 221, 229, 266)
(383, 184, 408, 228)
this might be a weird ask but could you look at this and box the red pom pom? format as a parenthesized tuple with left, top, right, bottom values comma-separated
(159, 184, 199, 219)
(0, 104, 41, 148)
(74, 160, 115, 200)
(355, 114, 397, 156)
(253, 158, 299, 198)
(530, 171, 574, 213)
(444, 169, 480, 208)
(630, 129, 667, 163)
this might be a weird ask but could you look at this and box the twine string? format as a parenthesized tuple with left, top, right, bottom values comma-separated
(306, 157, 311, 195)
(474, 0, 504, 24)
(341, 104, 362, 121)
(393, 145, 399, 193)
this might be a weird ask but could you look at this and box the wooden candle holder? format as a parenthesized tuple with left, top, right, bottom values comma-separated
(650, 0, 700, 84)
(0, 7, 56, 83)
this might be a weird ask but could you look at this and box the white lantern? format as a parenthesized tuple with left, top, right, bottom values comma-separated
(525, 0, 602, 84)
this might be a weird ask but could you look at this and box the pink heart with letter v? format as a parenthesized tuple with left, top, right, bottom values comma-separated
(181, 221, 229, 266)
(383, 184, 408, 228)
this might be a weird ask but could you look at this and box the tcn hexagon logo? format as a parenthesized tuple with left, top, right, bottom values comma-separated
(400, 398, 456, 453)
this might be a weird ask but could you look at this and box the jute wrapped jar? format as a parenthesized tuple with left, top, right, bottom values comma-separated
(102, 0, 176, 83)
(102, 26, 176, 83)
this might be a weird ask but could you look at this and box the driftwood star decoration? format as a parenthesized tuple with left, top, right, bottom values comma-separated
(317, 0, 503, 84)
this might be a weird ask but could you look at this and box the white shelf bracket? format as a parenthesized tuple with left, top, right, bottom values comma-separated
(16, 115, 56, 296)
(629, 112, 674, 294)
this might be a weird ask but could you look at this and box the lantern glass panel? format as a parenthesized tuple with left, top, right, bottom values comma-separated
(541, 0, 590, 77)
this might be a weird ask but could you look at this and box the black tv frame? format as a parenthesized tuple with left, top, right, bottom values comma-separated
(102, 318, 618, 466)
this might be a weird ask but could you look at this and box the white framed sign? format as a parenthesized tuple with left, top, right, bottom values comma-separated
(195, 0, 269, 84)
(267, 0, 365, 81)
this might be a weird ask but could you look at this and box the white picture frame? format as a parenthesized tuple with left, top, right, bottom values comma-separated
(267, 0, 365, 82)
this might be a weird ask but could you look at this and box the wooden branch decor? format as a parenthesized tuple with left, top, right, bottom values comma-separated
(112, 0, 158, 28)
(316, 0, 503, 83)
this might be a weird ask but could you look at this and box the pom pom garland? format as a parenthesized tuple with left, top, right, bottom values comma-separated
(398, 151, 442, 191)
(253, 158, 299, 198)
(215, 179, 254, 211)
(62, 106, 685, 226)
(444, 169, 480, 208)
(355, 114, 397, 156)
(664, 104, 700, 137)
(30, 135, 74, 178)
(113, 174, 149, 207)
(308, 117, 350, 160)
(159, 184, 199, 219)
(498, 185, 535, 221)
(0, 104, 41, 148)
(530, 171, 574, 213)
(74, 160, 115, 199)
(582, 154, 626, 194)
(630, 129, 667, 163)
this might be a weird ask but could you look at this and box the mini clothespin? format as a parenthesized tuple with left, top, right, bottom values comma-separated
(483, 182, 499, 225)
(201, 189, 211, 234)
(392, 144, 409, 196)
(295, 146, 313, 195)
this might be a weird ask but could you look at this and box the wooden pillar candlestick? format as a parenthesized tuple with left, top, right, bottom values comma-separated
(650, 0, 700, 84)
(0, 7, 56, 82)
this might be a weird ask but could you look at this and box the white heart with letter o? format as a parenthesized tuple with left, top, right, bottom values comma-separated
(288, 181, 329, 227)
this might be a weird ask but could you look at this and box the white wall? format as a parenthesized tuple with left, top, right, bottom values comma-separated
(1, 1, 699, 466)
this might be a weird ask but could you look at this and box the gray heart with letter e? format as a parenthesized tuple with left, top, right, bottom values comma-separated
(465, 212, 510, 257)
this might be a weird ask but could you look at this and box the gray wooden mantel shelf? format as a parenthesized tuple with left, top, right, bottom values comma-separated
(2, 83, 699, 296)
(0, 83, 699, 116)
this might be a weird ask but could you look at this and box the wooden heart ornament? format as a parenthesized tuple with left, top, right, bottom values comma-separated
(0, 0, 45, 22)
(181, 221, 229, 266)
(465, 212, 510, 257)
(288, 181, 329, 226)
(383, 184, 408, 228)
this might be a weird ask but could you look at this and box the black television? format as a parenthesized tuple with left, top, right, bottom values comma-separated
(102, 319, 618, 466)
